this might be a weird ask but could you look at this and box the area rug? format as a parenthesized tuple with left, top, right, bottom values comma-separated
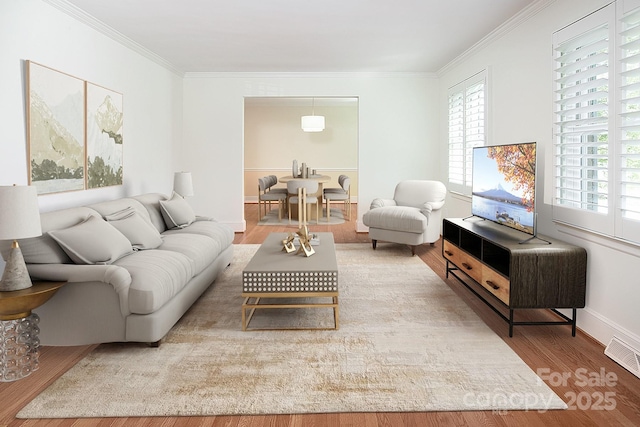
(259, 206, 345, 225)
(18, 244, 566, 418)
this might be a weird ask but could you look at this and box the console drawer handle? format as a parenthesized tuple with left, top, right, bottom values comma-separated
(486, 280, 499, 290)
(444, 250, 454, 256)
(461, 262, 472, 270)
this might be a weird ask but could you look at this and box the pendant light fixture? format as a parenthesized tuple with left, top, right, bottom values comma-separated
(301, 98, 325, 132)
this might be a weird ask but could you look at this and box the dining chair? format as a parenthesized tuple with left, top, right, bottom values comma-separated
(258, 177, 287, 221)
(287, 179, 320, 225)
(267, 175, 288, 194)
(324, 176, 351, 222)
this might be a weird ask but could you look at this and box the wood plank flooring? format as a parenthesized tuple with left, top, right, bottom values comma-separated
(0, 203, 638, 426)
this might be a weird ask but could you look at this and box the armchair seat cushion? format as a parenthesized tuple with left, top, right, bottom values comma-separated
(363, 206, 427, 234)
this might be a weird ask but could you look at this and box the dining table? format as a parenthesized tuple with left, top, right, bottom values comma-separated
(279, 175, 332, 220)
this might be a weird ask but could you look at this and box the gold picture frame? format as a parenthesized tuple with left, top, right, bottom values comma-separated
(27, 61, 85, 195)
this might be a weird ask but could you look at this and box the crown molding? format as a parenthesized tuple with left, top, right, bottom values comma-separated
(183, 71, 438, 79)
(437, 0, 556, 76)
(42, 0, 184, 76)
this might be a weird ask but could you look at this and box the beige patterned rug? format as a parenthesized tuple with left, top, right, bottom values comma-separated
(18, 244, 566, 418)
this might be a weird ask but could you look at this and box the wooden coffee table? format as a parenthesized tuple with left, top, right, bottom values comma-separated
(242, 232, 339, 330)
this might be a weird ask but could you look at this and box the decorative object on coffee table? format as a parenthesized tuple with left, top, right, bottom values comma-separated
(281, 233, 296, 253)
(295, 225, 315, 257)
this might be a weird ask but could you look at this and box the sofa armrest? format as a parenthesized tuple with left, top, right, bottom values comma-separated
(195, 215, 216, 222)
(426, 200, 445, 211)
(27, 263, 132, 316)
(370, 198, 397, 209)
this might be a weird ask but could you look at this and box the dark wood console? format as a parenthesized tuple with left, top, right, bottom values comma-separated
(442, 217, 587, 336)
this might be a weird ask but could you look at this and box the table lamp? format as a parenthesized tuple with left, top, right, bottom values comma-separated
(0, 185, 42, 292)
(173, 172, 194, 197)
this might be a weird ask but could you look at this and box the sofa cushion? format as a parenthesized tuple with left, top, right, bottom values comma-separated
(105, 208, 163, 250)
(49, 216, 134, 265)
(159, 233, 222, 275)
(159, 192, 196, 229)
(162, 220, 235, 249)
(363, 206, 428, 234)
(113, 250, 194, 314)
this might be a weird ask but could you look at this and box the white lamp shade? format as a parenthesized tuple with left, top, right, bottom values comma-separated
(173, 172, 194, 197)
(0, 185, 42, 240)
(301, 115, 325, 132)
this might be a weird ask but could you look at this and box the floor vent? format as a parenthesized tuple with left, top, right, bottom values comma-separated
(605, 336, 640, 379)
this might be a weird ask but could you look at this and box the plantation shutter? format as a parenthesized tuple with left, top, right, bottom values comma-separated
(465, 81, 485, 186)
(618, 3, 640, 243)
(448, 91, 464, 186)
(448, 71, 486, 194)
(553, 5, 615, 236)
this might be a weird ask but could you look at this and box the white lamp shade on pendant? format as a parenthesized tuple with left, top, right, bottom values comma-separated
(173, 172, 194, 197)
(0, 185, 42, 240)
(301, 115, 325, 132)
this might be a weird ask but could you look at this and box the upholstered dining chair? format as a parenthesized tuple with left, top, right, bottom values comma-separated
(362, 180, 446, 256)
(258, 177, 287, 222)
(323, 176, 351, 222)
(287, 179, 320, 225)
(267, 175, 288, 194)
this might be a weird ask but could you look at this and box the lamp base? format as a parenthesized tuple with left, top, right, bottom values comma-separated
(0, 243, 33, 292)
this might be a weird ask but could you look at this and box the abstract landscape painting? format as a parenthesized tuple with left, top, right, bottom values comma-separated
(27, 61, 85, 194)
(86, 83, 123, 189)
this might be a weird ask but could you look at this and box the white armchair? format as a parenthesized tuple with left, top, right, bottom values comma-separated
(362, 180, 446, 255)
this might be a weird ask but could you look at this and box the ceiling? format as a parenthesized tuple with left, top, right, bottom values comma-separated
(58, 0, 536, 74)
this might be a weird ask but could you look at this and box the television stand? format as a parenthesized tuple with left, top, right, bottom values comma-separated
(442, 218, 587, 337)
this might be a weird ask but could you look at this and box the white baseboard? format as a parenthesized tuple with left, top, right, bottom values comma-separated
(577, 307, 640, 351)
(222, 220, 246, 233)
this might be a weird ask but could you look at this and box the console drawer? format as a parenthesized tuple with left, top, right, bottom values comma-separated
(481, 266, 510, 305)
(443, 241, 482, 283)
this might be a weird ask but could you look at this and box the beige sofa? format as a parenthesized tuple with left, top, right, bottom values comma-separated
(1, 193, 234, 346)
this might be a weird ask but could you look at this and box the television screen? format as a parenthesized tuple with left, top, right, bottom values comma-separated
(471, 142, 537, 235)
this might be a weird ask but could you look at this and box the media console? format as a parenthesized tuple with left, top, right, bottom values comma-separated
(442, 218, 587, 337)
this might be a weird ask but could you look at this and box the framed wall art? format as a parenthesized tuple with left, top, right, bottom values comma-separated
(27, 61, 85, 195)
(86, 82, 123, 189)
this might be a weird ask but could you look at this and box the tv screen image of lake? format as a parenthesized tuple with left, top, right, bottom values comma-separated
(472, 190, 534, 235)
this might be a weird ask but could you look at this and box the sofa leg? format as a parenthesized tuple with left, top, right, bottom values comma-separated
(372, 239, 377, 250)
(149, 340, 161, 348)
(411, 246, 416, 256)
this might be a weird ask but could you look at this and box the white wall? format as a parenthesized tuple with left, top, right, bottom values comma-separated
(0, 0, 182, 274)
(183, 73, 439, 231)
(438, 0, 640, 349)
(0, 0, 182, 207)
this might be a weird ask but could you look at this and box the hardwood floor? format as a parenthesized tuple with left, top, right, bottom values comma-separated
(1, 203, 638, 426)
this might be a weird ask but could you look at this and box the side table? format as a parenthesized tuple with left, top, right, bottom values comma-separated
(0, 281, 65, 382)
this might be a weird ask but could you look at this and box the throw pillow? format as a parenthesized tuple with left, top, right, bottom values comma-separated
(159, 192, 196, 229)
(105, 208, 163, 250)
(48, 215, 133, 265)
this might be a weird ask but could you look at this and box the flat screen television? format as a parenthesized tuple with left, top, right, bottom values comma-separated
(471, 142, 537, 236)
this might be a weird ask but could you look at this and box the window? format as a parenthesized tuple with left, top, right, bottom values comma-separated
(553, 1, 640, 244)
(448, 71, 487, 194)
